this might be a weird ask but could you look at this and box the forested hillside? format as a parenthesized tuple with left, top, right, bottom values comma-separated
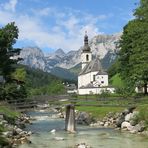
(15, 65, 66, 97)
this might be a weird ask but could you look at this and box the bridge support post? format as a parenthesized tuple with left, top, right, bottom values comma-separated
(65, 104, 76, 133)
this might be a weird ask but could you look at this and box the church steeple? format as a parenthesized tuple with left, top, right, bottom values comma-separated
(82, 31, 91, 52)
(81, 31, 92, 69)
(84, 31, 88, 46)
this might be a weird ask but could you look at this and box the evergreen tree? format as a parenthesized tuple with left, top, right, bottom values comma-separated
(0, 22, 27, 100)
(0, 22, 21, 82)
(118, 0, 148, 94)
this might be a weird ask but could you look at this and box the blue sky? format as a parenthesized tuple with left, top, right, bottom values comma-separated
(0, 0, 139, 53)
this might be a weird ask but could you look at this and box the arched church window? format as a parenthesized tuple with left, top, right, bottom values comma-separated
(86, 54, 89, 61)
(93, 75, 95, 81)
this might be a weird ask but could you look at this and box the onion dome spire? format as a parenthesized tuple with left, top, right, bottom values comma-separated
(84, 31, 88, 46)
(82, 31, 91, 52)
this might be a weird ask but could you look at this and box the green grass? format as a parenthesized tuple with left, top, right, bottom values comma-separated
(76, 106, 124, 119)
(50, 95, 148, 121)
(0, 125, 5, 133)
(0, 105, 20, 118)
(0, 136, 9, 147)
(110, 73, 125, 88)
(69, 63, 81, 75)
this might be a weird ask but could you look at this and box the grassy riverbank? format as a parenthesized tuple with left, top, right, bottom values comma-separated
(50, 95, 148, 122)
(76, 106, 124, 119)
(0, 103, 20, 146)
(76, 96, 148, 117)
(0, 105, 20, 118)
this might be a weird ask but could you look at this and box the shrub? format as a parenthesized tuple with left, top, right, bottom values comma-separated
(133, 106, 148, 128)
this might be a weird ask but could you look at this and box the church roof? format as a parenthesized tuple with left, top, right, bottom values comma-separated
(79, 58, 107, 75)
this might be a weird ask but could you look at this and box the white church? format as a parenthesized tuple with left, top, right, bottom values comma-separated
(77, 33, 115, 95)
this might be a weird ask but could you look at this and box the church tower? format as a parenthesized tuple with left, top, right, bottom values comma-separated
(81, 32, 92, 69)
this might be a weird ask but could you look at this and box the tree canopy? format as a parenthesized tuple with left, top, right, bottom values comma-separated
(118, 0, 148, 94)
(0, 22, 21, 82)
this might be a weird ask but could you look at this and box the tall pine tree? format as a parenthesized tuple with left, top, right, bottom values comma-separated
(0, 22, 21, 82)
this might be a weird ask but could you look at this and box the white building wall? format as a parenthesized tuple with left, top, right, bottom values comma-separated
(78, 71, 98, 88)
(81, 52, 92, 69)
(78, 87, 115, 95)
(95, 75, 108, 87)
(135, 86, 148, 93)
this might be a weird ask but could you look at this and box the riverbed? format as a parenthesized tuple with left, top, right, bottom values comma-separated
(19, 110, 148, 148)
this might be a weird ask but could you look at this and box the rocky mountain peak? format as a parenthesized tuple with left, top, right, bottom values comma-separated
(89, 33, 121, 59)
(55, 48, 65, 57)
(19, 47, 46, 71)
(19, 33, 122, 78)
(20, 47, 44, 57)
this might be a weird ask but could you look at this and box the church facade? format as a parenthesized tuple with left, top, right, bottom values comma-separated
(77, 33, 115, 95)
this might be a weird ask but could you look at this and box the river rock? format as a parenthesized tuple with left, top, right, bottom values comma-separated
(57, 112, 64, 118)
(125, 113, 134, 122)
(133, 123, 145, 132)
(76, 112, 94, 125)
(0, 120, 8, 125)
(50, 129, 56, 134)
(2, 131, 13, 138)
(121, 121, 131, 129)
(116, 115, 125, 127)
(27, 131, 32, 136)
(122, 109, 130, 116)
(54, 137, 64, 141)
(141, 130, 148, 136)
(129, 111, 139, 126)
(99, 121, 105, 126)
(0, 113, 5, 120)
(104, 122, 110, 127)
(75, 143, 91, 148)
(15, 128, 23, 134)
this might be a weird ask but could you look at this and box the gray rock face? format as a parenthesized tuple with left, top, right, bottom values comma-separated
(19, 47, 46, 71)
(18, 33, 121, 73)
(90, 33, 121, 59)
(56, 33, 121, 69)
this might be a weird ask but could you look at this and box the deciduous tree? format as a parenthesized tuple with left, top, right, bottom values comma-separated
(118, 0, 148, 94)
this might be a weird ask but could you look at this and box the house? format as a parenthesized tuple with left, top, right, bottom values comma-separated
(77, 33, 115, 95)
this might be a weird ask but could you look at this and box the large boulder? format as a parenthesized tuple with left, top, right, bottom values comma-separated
(129, 111, 139, 126)
(116, 114, 125, 127)
(76, 112, 94, 125)
(133, 122, 145, 132)
(125, 113, 134, 122)
(121, 121, 131, 129)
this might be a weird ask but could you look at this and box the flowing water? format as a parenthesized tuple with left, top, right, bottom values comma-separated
(19, 110, 148, 148)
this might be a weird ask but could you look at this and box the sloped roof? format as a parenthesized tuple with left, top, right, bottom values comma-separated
(96, 71, 108, 75)
(79, 58, 107, 75)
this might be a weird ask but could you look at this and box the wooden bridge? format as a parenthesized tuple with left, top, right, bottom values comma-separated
(5, 94, 73, 110)
(5, 94, 140, 110)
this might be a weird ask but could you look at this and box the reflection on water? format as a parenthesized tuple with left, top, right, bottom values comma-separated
(19, 111, 148, 148)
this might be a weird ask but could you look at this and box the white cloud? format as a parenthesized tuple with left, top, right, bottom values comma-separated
(0, 2, 105, 52)
(3, 0, 18, 12)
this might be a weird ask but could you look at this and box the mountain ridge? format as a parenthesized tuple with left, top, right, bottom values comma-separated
(18, 33, 121, 80)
